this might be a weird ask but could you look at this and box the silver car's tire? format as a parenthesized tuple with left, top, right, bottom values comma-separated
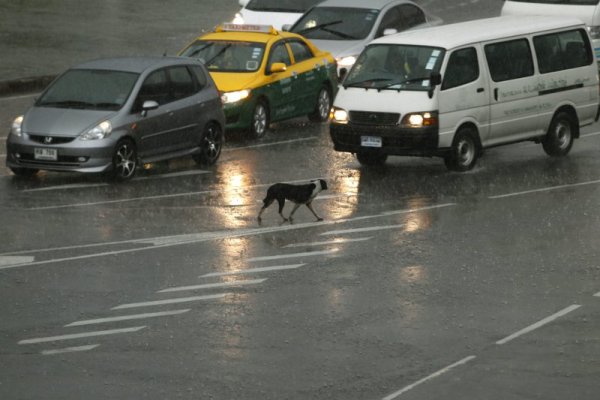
(308, 86, 332, 122)
(111, 139, 137, 181)
(10, 167, 39, 177)
(193, 122, 223, 166)
(250, 100, 269, 139)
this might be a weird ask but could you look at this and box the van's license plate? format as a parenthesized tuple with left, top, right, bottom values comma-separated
(361, 136, 382, 148)
(34, 148, 58, 161)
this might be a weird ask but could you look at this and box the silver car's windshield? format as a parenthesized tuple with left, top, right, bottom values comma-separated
(246, 0, 322, 12)
(292, 7, 380, 41)
(344, 44, 445, 91)
(36, 69, 139, 111)
(180, 40, 266, 72)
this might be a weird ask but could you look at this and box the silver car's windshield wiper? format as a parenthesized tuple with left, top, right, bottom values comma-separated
(296, 20, 343, 35)
(37, 100, 95, 109)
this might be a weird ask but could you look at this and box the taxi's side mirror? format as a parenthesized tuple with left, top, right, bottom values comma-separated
(269, 62, 287, 74)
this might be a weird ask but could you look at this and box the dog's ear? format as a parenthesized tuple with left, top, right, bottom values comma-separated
(320, 179, 328, 190)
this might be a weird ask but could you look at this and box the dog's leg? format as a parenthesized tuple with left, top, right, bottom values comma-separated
(257, 198, 274, 222)
(306, 202, 323, 221)
(277, 198, 288, 221)
(287, 203, 302, 222)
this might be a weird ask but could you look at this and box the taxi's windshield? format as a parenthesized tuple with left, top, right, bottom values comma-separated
(344, 44, 445, 91)
(180, 40, 266, 72)
(291, 7, 380, 41)
(245, 0, 322, 12)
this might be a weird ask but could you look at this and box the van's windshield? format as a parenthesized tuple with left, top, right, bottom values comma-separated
(344, 44, 445, 91)
(507, 0, 599, 4)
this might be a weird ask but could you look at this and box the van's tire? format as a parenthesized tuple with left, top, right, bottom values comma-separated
(250, 99, 269, 139)
(542, 111, 575, 157)
(356, 152, 387, 166)
(308, 86, 332, 122)
(110, 139, 137, 181)
(193, 122, 223, 166)
(444, 127, 479, 171)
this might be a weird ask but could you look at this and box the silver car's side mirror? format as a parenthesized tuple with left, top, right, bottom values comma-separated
(141, 100, 159, 117)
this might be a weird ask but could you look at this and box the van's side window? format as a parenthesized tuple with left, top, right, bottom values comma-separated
(484, 39, 534, 82)
(534, 29, 592, 73)
(442, 47, 479, 90)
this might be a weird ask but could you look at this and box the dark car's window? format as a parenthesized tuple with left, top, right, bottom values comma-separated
(245, 0, 322, 12)
(442, 47, 479, 90)
(180, 40, 265, 72)
(168, 66, 196, 101)
(484, 39, 534, 82)
(291, 7, 380, 41)
(36, 69, 138, 111)
(134, 69, 169, 111)
(288, 40, 313, 63)
(534, 29, 592, 73)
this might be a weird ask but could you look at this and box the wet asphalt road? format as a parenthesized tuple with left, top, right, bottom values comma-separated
(3, 1, 600, 399)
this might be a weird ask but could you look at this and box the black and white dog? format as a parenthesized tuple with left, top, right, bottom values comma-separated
(257, 179, 328, 223)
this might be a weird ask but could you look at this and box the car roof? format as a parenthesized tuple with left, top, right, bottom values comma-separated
(372, 15, 586, 50)
(73, 56, 199, 73)
(316, 0, 410, 9)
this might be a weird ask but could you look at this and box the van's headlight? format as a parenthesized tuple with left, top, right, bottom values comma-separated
(221, 89, 251, 104)
(587, 25, 600, 39)
(337, 56, 357, 68)
(10, 115, 24, 137)
(331, 107, 348, 124)
(232, 13, 244, 25)
(401, 112, 438, 128)
(80, 120, 112, 140)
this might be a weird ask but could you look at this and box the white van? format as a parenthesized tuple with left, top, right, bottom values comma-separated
(329, 16, 600, 171)
(502, 0, 600, 61)
(233, 0, 323, 30)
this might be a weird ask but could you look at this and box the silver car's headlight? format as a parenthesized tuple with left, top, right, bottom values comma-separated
(80, 120, 112, 140)
(221, 89, 250, 104)
(10, 115, 23, 137)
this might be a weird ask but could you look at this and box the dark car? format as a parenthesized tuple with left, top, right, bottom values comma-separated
(6, 56, 225, 180)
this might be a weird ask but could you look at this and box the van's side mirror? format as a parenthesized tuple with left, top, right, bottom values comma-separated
(282, 24, 292, 32)
(269, 62, 287, 74)
(428, 72, 442, 99)
(141, 100, 159, 117)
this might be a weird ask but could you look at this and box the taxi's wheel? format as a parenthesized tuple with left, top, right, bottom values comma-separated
(308, 86, 332, 122)
(111, 139, 137, 181)
(542, 111, 575, 156)
(193, 122, 223, 166)
(250, 100, 269, 139)
(356, 152, 387, 166)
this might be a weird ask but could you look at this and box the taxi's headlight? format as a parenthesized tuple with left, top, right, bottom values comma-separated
(337, 56, 357, 68)
(221, 89, 251, 104)
(80, 120, 112, 140)
(331, 107, 348, 124)
(10, 115, 24, 137)
(232, 13, 244, 25)
(401, 112, 438, 128)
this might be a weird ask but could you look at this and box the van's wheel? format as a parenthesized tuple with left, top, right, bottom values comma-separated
(444, 127, 479, 171)
(542, 111, 575, 156)
(111, 139, 137, 181)
(308, 86, 331, 122)
(10, 167, 39, 177)
(356, 152, 387, 166)
(250, 99, 269, 139)
(193, 122, 223, 166)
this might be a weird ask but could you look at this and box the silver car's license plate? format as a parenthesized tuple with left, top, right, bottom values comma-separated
(361, 136, 382, 148)
(34, 148, 58, 161)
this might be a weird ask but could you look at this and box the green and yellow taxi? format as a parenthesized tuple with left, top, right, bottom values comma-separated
(179, 24, 338, 138)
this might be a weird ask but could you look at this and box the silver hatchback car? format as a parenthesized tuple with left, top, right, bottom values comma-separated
(6, 56, 225, 180)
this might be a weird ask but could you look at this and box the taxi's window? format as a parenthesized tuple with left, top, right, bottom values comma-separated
(180, 40, 265, 72)
(288, 40, 313, 63)
(268, 42, 292, 66)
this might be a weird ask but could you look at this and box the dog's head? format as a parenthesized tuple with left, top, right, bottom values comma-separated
(311, 179, 327, 191)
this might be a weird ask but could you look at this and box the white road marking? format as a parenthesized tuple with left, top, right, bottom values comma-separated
(223, 137, 316, 151)
(496, 305, 581, 345)
(41, 344, 100, 355)
(18, 326, 145, 345)
(580, 130, 600, 138)
(0, 256, 34, 267)
(200, 263, 306, 278)
(23, 183, 110, 192)
(489, 179, 600, 199)
(247, 249, 338, 262)
(0, 93, 38, 101)
(382, 356, 476, 400)
(158, 279, 266, 293)
(321, 224, 405, 236)
(64, 309, 190, 327)
(594, 292, 600, 297)
(111, 293, 228, 310)
(283, 237, 372, 248)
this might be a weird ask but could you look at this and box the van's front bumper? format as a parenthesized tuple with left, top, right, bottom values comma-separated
(329, 123, 443, 157)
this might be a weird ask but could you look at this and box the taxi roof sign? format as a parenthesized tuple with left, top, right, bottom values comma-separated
(216, 23, 278, 35)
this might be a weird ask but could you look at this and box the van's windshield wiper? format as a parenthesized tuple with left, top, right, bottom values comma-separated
(380, 76, 432, 89)
(344, 78, 392, 89)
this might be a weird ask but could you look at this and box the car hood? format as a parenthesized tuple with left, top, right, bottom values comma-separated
(210, 72, 261, 92)
(308, 39, 366, 59)
(23, 107, 116, 137)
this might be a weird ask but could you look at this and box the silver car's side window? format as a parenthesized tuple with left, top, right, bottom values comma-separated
(133, 69, 169, 112)
(167, 66, 196, 101)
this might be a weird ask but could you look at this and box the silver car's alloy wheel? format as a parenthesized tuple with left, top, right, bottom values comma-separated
(113, 140, 137, 180)
(193, 123, 223, 166)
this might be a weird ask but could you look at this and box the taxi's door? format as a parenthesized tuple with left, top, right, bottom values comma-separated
(287, 40, 322, 116)
(263, 40, 296, 121)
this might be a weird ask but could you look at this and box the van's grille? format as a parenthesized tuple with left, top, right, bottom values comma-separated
(349, 111, 400, 126)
